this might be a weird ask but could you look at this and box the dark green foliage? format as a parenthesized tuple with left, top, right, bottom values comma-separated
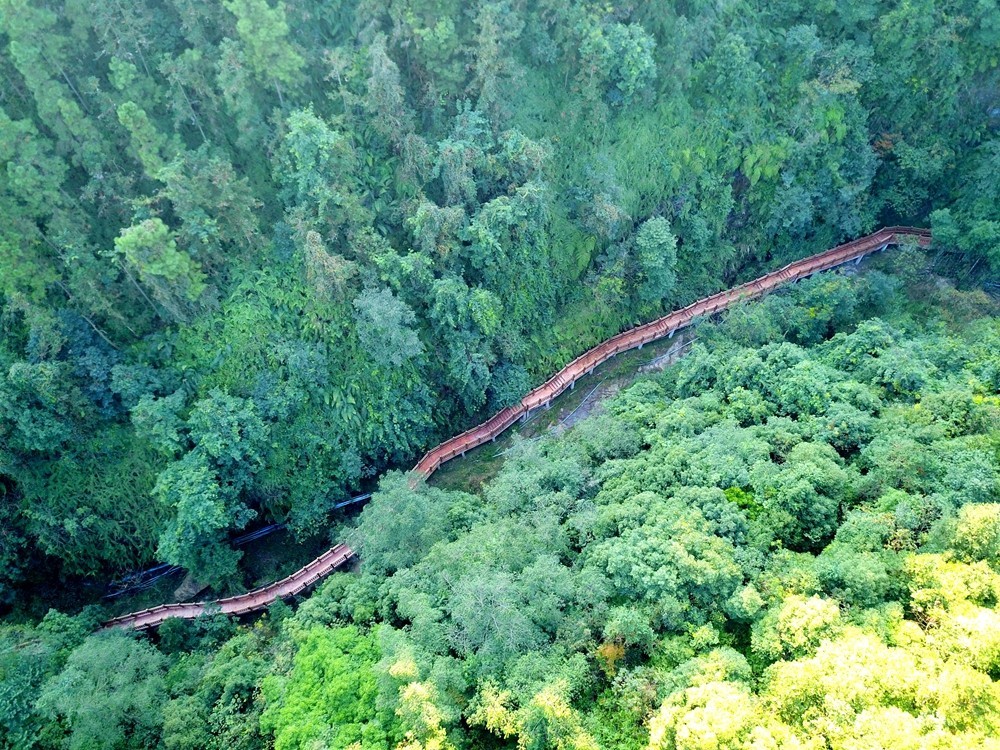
(3, 263, 1000, 748)
(1, 0, 997, 596)
(352, 289, 424, 369)
(4, 0, 1000, 746)
(0, 610, 90, 748)
(154, 451, 253, 584)
(350, 472, 459, 576)
(36, 631, 168, 750)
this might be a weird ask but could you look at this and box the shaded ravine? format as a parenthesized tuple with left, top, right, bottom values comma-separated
(104, 226, 931, 630)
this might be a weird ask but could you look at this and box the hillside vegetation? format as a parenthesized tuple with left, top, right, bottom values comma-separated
(6, 258, 1000, 749)
(5, 0, 1000, 748)
(3, 0, 1000, 599)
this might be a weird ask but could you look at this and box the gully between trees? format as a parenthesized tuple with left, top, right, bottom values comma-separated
(104, 226, 931, 631)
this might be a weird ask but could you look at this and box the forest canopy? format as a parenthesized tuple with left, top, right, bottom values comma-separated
(7, 252, 1000, 749)
(4, 0, 1000, 748)
(3, 0, 1000, 596)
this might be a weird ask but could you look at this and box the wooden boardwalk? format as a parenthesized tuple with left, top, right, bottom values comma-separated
(104, 226, 930, 630)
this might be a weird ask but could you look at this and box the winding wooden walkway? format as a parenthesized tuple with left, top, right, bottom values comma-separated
(104, 226, 930, 630)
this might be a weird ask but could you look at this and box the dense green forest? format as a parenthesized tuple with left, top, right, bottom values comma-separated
(7, 255, 1000, 748)
(3, 0, 1000, 598)
(5, 0, 1000, 747)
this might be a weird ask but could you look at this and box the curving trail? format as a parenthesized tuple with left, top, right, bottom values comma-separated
(103, 544, 356, 630)
(104, 226, 931, 630)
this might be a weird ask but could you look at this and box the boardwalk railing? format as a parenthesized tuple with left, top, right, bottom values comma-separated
(102, 544, 356, 630)
(104, 226, 930, 630)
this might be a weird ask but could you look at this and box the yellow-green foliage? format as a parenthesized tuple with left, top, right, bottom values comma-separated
(650, 558, 1000, 749)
